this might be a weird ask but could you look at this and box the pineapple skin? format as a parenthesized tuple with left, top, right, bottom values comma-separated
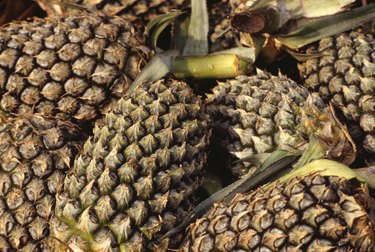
(0, 13, 150, 126)
(206, 70, 354, 178)
(61, 0, 188, 31)
(0, 115, 84, 251)
(52, 79, 211, 251)
(179, 171, 375, 251)
(60, 0, 237, 52)
(298, 30, 375, 164)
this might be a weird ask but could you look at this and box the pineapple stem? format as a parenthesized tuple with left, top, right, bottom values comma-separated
(129, 52, 253, 94)
(171, 54, 253, 79)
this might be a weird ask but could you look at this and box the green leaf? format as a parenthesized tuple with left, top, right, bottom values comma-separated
(182, 0, 209, 55)
(146, 11, 184, 51)
(172, 15, 191, 53)
(129, 49, 255, 92)
(269, 159, 366, 190)
(260, 149, 301, 171)
(127, 52, 176, 93)
(236, 0, 356, 32)
(276, 4, 375, 49)
(279, 0, 355, 18)
(283, 47, 324, 62)
(223, 153, 299, 203)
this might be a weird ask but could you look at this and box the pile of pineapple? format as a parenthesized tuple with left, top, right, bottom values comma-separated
(0, 0, 374, 251)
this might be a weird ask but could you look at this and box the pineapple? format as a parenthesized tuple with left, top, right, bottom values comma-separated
(206, 69, 355, 178)
(178, 159, 375, 251)
(41, 0, 188, 31)
(52, 78, 211, 251)
(42, 0, 238, 52)
(0, 13, 150, 126)
(0, 114, 84, 251)
(227, 1, 374, 164)
(298, 30, 375, 165)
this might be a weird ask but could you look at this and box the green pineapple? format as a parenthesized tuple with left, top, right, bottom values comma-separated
(52, 78, 211, 251)
(0, 13, 150, 126)
(206, 69, 355, 178)
(0, 114, 84, 251)
(178, 159, 375, 251)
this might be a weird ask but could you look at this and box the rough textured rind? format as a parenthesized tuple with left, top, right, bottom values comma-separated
(0, 13, 149, 125)
(57, 0, 237, 52)
(0, 115, 84, 251)
(179, 173, 375, 252)
(60, 0, 188, 31)
(53, 79, 211, 251)
(206, 70, 354, 178)
(298, 30, 375, 164)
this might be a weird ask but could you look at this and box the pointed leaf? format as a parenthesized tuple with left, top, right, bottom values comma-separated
(277, 0, 355, 19)
(182, 0, 209, 55)
(127, 52, 176, 93)
(269, 159, 366, 190)
(292, 137, 326, 169)
(233, 152, 271, 167)
(172, 15, 191, 53)
(260, 149, 302, 171)
(146, 11, 183, 33)
(276, 4, 375, 49)
(147, 11, 183, 50)
(236, 0, 356, 31)
(283, 47, 324, 62)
